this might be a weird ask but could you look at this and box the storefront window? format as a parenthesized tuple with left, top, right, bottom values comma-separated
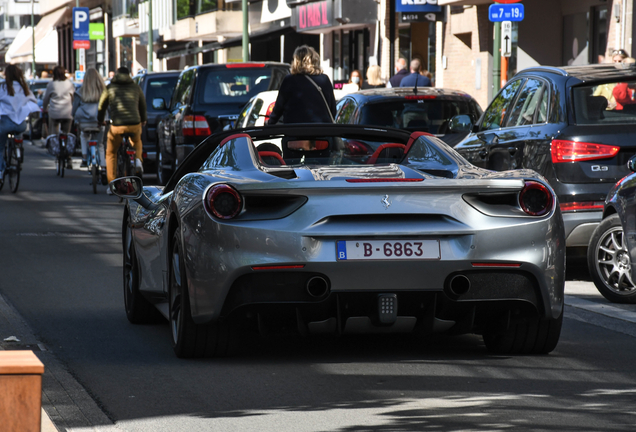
(342, 31, 350, 80)
(333, 32, 341, 81)
(399, 28, 411, 62)
(120, 37, 133, 72)
(563, 12, 589, 66)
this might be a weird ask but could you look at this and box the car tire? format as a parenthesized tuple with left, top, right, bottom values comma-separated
(587, 214, 636, 303)
(123, 221, 160, 324)
(169, 230, 234, 358)
(482, 309, 563, 355)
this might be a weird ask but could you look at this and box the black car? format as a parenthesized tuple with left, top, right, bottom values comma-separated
(335, 87, 483, 147)
(154, 62, 290, 185)
(133, 71, 180, 174)
(454, 64, 636, 250)
(587, 155, 636, 304)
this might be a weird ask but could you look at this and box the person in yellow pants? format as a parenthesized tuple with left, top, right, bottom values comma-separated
(97, 66, 147, 194)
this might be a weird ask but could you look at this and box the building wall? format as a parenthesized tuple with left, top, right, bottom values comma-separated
(440, 5, 492, 108)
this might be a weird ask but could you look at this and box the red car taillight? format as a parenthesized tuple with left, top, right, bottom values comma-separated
(204, 184, 242, 219)
(519, 181, 553, 216)
(559, 201, 604, 212)
(264, 102, 276, 121)
(183, 115, 211, 137)
(551, 139, 619, 163)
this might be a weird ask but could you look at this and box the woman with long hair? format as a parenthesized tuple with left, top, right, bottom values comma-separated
(0, 65, 39, 182)
(267, 45, 336, 125)
(72, 68, 106, 167)
(43, 65, 75, 168)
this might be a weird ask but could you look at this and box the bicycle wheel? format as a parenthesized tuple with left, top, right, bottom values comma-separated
(55, 156, 61, 176)
(116, 149, 125, 179)
(60, 153, 65, 178)
(91, 165, 98, 194)
(8, 145, 20, 193)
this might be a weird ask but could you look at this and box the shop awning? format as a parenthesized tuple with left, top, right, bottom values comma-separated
(7, 7, 67, 64)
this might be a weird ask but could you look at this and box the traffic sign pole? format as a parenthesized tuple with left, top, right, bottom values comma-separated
(493, 21, 501, 94)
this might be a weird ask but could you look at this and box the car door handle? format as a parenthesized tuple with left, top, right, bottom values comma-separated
(479, 150, 488, 159)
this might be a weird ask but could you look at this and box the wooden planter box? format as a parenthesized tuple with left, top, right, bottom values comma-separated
(0, 351, 44, 432)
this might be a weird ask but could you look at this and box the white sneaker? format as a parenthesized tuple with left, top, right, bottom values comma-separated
(106, 187, 113, 195)
(135, 159, 144, 175)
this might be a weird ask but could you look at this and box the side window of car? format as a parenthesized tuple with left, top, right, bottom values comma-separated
(237, 99, 254, 128)
(246, 99, 264, 127)
(336, 98, 357, 124)
(505, 79, 549, 127)
(480, 79, 523, 130)
(171, 70, 194, 110)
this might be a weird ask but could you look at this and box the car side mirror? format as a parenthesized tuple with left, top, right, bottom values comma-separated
(628, 155, 636, 173)
(109, 177, 143, 199)
(449, 115, 473, 134)
(152, 98, 167, 110)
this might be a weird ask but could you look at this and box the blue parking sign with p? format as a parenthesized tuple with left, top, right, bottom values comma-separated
(73, 7, 90, 41)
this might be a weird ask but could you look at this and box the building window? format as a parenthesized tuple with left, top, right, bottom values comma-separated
(198, 0, 217, 14)
(113, 0, 140, 19)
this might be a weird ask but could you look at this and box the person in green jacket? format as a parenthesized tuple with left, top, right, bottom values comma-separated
(97, 67, 147, 189)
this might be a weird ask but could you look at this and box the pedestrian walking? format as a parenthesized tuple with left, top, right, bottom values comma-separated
(267, 45, 336, 125)
(0, 65, 39, 182)
(399, 59, 432, 88)
(72, 68, 106, 168)
(42, 66, 75, 168)
(97, 66, 147, 192)
(388, 58, 409, 88)
(362, 65, 385, 89)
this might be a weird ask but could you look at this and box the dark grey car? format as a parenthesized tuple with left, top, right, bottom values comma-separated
(133, 71, 180, 174)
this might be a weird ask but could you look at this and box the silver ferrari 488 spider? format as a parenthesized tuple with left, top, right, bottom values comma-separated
(111, 124, 565, 358)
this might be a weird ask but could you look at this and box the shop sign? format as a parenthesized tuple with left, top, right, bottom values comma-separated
(295, 0, 333, 32)
(396, 0, 442, 13)
(89, 23, 104, 40)
(399, 12, 444, 23)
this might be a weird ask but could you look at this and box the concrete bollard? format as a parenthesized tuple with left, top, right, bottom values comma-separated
(0, 350, 44, 432)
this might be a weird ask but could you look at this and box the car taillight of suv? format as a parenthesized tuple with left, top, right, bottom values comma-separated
(551, 139, 620, 163)
(183, 115, 211, 136)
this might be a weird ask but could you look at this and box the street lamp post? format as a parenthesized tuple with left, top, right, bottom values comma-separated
(148, 0, 153, 72)
(242, 0, 248, 61)
(31, 0, 35, 77)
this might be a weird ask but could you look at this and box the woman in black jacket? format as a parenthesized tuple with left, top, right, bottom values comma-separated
(267, 45, 336, 124)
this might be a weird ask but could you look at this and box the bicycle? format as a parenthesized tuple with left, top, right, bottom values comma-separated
(55, 132, 70, 178)
(83, 126, 106, 194)
(116, 133, 137, 179)
(0, 133, 23, 193)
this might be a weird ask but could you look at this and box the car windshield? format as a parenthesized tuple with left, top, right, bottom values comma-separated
(196, 68, 273, 106)
(573, 80, 636, 124)
(146, 76, 178, 106)
(359, 98, 474, 134)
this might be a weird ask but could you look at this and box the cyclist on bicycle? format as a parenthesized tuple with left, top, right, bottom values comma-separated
(0, 65, 39, 182)
(42, 66, 75, 169)
(72, 68, 106, 168)
(97, 66, 146, 194)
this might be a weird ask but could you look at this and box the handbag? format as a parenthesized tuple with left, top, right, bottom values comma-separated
(303, 75, 335, 123)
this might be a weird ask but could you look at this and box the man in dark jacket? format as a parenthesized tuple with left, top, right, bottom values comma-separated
(388, 58, 409, 88)
(98, 67, 147, 186)
(399, 59, 432, 88)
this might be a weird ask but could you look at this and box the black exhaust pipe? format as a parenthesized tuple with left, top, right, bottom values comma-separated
(449, 275, 471, 296)
(306, 276, 329, 298)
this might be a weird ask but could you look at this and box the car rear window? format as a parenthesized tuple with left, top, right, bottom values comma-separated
(359, 98, 475, 134)
(195, 68, 275, 106)
(146, 76, 178, 108)
(573, 80, 636, 124)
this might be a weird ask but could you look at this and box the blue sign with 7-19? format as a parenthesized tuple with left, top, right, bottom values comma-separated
(489, 3, 524, 22)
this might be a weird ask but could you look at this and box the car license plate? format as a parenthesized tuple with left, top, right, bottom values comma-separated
(336, 240, 440, 261)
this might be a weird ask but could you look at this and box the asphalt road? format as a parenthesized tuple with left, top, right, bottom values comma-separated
(1, 143, 636, 432)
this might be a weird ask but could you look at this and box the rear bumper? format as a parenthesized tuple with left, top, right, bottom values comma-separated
(562, 211, 603, 247)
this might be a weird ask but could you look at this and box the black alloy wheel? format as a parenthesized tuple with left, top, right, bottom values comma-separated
(169, 230, 234, 358)
(123, 222, 159, 323)
(588, 214, 636, 303)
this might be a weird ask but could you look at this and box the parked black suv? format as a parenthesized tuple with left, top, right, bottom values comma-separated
(335, 87, 483, 147)
(132, 71, 180, 174)
(454, 64, 636, 249)
(154, 62, 290, 185)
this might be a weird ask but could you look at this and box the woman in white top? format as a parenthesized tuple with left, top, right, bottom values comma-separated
(0, 65, 39, 180)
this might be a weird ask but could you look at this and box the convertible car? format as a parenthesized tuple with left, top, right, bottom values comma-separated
(111, 124, 565, 358)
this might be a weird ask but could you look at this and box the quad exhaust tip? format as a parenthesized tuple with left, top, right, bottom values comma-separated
(306, 276, 329, 298)
(449, 274, 471, 297)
